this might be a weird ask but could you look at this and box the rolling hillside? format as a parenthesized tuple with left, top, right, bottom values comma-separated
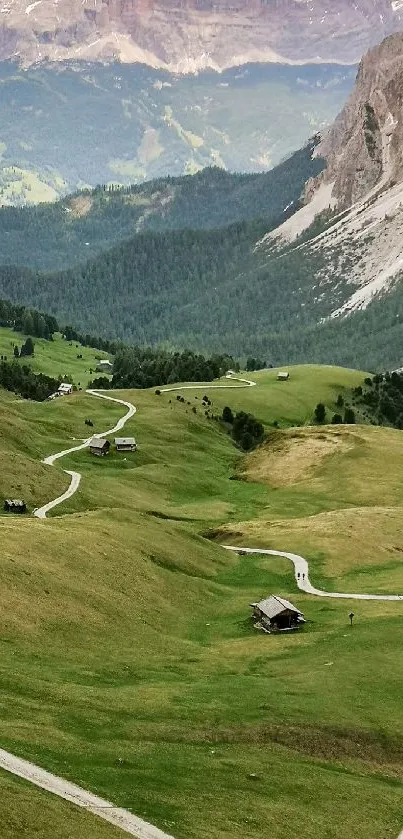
(1, 361, 403, 839)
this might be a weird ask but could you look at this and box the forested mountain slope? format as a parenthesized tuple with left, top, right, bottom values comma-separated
(1, 212, 403, 371)
(0, 142, 324, 271)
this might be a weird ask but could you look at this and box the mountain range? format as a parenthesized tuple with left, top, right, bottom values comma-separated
(1, 0, 402, 70)
(2, 32, 403, 369)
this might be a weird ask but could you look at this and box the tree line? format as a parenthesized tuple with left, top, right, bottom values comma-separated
(0, 360, 58, 401)
(0, 298, 58, 340)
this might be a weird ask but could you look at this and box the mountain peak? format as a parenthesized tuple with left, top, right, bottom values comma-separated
(1, 0, 403, 70)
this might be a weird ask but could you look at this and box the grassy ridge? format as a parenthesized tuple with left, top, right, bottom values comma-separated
(0, 364, 403, 838)
(166, 365, 366, 425)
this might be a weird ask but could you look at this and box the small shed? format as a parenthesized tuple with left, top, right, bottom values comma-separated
(4, 499, 27, 513)
(251, 595, 304, 632)
(115, 437, 137, 452)
(89, 437, 110, 457)
(96, 359, 113, 373)
(277, 371, 290, 381)
(58, 382, 73, 395)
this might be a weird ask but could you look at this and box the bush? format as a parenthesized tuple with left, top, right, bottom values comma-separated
(331, 413, 343, 424)
(222, 406, 234, 423)
(314, 403, 326, 424)
(344, 407, 356, 424)
(231, 410, 264, 451)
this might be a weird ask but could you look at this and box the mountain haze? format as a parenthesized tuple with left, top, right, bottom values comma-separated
(0, 0, 402, 70)
(0, 61, 354, 203)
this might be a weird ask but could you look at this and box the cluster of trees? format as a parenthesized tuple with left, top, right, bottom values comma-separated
(0, 360, 58, 401)
(222, 406, 265, 451)
(0, 298, 57, 340)
(63, 324, 122, 356)
(314, 400, 356, 425)
(356, 372, 403, 428)
(245, 358, 268, 372)
(14, 337, 35, 358)
(110, 348, 236, 389)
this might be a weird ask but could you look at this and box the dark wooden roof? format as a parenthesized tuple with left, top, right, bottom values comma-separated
(89, 437, 110, 449)
(251, 595, 303, 620)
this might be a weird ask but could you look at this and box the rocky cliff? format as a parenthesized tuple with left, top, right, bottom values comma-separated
(264, 33, 403, 322)
(1, 0, 402, 70)
(314, 33, 403, 209)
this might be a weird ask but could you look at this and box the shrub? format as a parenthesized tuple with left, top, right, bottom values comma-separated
(314, 403, 326, 424)
(344, 407, 356, 424)
(222, 406, 234, 423)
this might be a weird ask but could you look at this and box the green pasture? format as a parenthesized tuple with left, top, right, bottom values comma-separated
(0, 365, 402, 838)
(162, 365, 367, 426)
(0, 770, 122, 838)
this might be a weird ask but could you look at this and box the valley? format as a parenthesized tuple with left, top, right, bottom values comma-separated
(0, 61, 353, 202)
(2, 11, 403, 837)
(1, 343, 403, 838)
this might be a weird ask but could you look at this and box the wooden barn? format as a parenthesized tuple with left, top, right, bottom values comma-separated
(277, 371, 290, 381)
(89, 437, 110, 457)
(251, 595, 304, 632)
(115, 437, 137, 452)
(4, 499, 27, 513)
(58, 382, 73, 395)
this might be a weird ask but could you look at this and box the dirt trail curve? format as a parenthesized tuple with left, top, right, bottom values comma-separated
(161, 373, 256, 392)
(0, 748, 174, 839)
(34, 390, 136, 518)
(222, 546, 403, 602)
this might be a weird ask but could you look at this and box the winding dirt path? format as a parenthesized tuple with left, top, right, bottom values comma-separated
(34, 390, 136, 518)
(222, 545, 403, 602)
(160, 373, 256, 392)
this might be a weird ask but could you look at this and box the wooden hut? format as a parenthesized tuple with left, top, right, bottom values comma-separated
(115, 437, 137, 452)
(89, 437, 110, 457)
(251, 595, 304, 632)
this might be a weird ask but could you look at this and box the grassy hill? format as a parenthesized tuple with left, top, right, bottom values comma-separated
(1, 363, 403, 838)
(1, 770, 123, 839)
(164, 365, 366, 426)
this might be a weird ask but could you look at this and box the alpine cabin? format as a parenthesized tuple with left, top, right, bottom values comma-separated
(251, 595, 304, 632)
(58, 383, 73, 395)
(115, 437, 137, 452)
(89, 437, 110, 457)
(277, 371, 290, 381)
(96, 359, 113, 373)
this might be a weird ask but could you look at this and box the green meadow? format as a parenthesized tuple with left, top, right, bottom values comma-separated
(0, 363, 402, 839)
(0, 327, 110, 386)
(167, 364, 366, 425)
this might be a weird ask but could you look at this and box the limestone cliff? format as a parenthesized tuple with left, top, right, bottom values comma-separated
(0, 0, 402, 70)
(313, 33, 403, 209)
